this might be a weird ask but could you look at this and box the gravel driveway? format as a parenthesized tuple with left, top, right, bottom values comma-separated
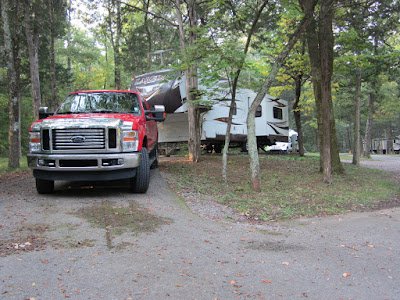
(0, 155, 399, 299)
(359, 154, 400, 176)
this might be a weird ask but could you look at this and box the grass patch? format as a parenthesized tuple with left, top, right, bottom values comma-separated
(161, 154, 399, 221)
(0, 156, 29, 174)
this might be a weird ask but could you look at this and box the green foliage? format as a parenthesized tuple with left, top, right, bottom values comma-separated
(1, 0, 400, 158)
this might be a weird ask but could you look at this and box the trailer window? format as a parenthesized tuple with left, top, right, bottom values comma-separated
(273, 107, 283, 119)
(255, 105, 262, 117)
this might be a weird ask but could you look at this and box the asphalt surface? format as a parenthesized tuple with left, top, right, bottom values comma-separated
(0, 155, 399, 299)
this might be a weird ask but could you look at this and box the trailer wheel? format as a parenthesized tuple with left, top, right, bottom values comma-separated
(36, 179, 54, 194)
(130, 148, 150, 193)
(214, 144, 222, 153)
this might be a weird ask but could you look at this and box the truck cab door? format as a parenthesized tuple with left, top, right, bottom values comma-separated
(142, 100, 158, 149)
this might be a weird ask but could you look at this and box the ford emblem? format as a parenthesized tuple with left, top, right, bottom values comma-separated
(71, 136, 85, 143)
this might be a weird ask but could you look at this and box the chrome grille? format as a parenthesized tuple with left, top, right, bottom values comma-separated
(53, 128, 105, 150)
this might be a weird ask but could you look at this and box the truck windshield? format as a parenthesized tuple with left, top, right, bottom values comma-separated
(56, 92, 142, 115)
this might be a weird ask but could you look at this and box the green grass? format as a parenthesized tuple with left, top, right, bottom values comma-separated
(0, 156, 29, 174)
(161, 154, 399, 221)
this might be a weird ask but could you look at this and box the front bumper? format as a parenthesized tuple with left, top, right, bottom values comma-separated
(27, 152, 141, 181)
(27, 152, 141, 172)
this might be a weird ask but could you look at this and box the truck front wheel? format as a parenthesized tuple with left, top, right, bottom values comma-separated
(36, 178, 54, 194)
(131, 148, 150, 193)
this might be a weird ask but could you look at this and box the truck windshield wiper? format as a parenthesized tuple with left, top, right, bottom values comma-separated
(57, 111, 89, 114)
(92, 109, 119, 113)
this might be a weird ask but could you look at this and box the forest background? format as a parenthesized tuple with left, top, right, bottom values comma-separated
(1, 0, 399, 173)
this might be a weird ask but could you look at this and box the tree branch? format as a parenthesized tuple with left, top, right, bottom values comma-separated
(120, 0, 179, 27)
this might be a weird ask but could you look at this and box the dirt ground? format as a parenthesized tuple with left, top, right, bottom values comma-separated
(0, 155, 399, 299)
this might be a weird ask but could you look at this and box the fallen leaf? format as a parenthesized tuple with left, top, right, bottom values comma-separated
(263, 279, 272, 283)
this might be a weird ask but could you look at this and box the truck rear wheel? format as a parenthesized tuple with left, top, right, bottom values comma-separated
(131, 148, 150, 193)
(36, 178, 54, 194)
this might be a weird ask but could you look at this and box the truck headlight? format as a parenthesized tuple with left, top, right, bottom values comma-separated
(122, 130, 138, 152)
(29, 132, 41, 152)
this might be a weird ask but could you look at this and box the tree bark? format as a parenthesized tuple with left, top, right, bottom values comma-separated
(293, 74, 305, 157)
(143, 0, 152, 70)
(67, 0, 72, 72)
(2, 0, 22, 168)
(301, 0, 343, 182)
(49, 0, 58, 111)
(24, 0, 42, 121)
(319, 0, 333, 184)
(247, 13, 314, 191)
(352, 68, 362, 165)
(107, 0, 122, 89)
(114, 0, 122, 89)
(175, 0, 201, 162)
(222, 0, 269, 182)
(363, 85, 375, 158)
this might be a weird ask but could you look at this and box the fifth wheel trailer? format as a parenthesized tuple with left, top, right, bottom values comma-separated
(130, 69, 289, 152)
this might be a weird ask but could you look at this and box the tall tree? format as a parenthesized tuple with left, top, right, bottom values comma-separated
(300, 0, 344, 183)
(49, 0, 58, 111)
(106, 0, 123, 89)
(221, 0, 270, 182)
(24, 0, 42, 120)
(2, 0, 22, 167)
(352, 67, 362, 165)
(247, 11, 314, 191)
(175, 0, 201, 162)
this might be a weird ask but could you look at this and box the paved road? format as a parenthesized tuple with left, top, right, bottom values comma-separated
(0, 156, 399, 299)
(360, 154, 400, 175)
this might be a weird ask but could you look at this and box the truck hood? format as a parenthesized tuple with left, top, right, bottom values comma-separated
(33, 113, 140, 130)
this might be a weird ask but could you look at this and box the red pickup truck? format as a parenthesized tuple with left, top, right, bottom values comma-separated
(27, 90, 165, 194)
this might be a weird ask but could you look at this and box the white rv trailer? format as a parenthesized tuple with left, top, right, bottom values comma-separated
(371, 136, 400, 154)
(130, 69, 289, 152)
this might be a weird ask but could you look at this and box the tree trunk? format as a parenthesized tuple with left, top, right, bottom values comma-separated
(222, 0, 269, 182)
(222, 87, 236, 181)
(363, 86, 375, 158)
(247, 13, 314, 191)
(175, 0, 201, 162)
(67, 0, 72, 72)
(293, 74, 305, 157)
(186, 69, 201, 163)
(319, 0, 334, 184)
(24, 0, 42, 121)
(301, 0, 343, 182)
(49, 0, 58, 111)
(114, 0, 122, 89)
(2, 0, 22, 168)
(352, 68, 362, 165)
(143, 0, 152, 70)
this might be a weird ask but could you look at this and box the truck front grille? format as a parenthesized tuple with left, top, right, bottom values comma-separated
(53, 128, 106, 150)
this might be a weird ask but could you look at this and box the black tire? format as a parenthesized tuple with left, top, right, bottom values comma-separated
(36, 178, 54, 194)
(214, 144, 222, 153)
(131, 148, 150, 193)
(150, 146, 159, 169)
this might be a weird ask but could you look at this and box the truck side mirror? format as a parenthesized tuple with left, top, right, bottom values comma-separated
(39, 107, 54, 120)
(145, 105, 166, 122)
